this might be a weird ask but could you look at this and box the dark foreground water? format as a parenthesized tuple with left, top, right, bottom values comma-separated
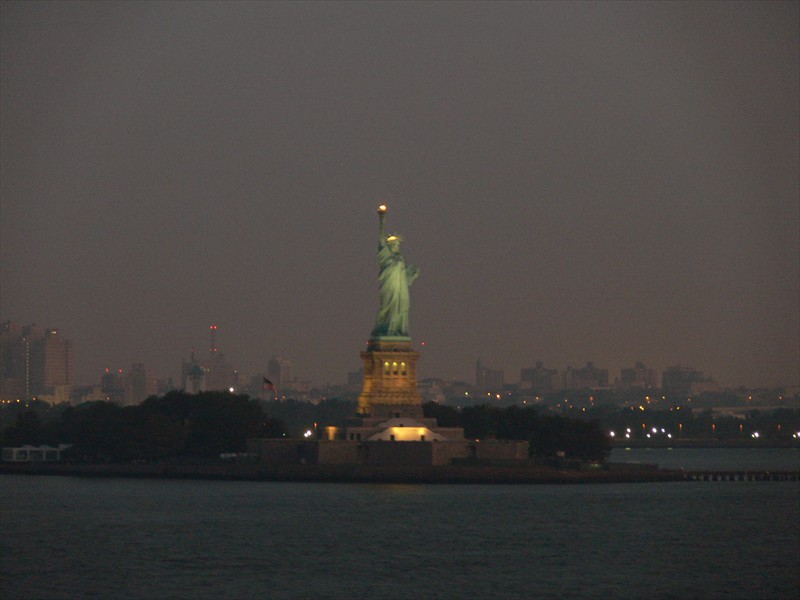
(2, 450, 798, 600)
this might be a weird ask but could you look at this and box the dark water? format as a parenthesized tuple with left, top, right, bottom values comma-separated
(610, 446, 800, 470)
(2, 450, 798, 600)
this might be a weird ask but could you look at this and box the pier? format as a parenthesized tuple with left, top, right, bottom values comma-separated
(682, 470, 799, 482)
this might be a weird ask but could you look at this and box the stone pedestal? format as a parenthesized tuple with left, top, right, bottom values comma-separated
(357, 337, 423, 419)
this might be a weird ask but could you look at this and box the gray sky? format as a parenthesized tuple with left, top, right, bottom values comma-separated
(2, 1, 798, 389)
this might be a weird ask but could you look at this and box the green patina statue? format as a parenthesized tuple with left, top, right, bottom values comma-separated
(371, 205, 419, 339)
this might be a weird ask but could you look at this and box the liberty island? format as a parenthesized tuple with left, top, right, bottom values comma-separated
(247, 205, 531, 465)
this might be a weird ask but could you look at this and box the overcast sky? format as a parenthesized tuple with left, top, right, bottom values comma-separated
(2, 1, 798, 389)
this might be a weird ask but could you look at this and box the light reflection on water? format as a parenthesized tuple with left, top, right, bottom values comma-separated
(1, 449, 798, 600)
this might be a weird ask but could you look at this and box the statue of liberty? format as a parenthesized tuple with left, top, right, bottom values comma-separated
(371, 205, 419, 339)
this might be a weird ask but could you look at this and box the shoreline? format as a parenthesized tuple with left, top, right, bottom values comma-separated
(0, 462, 683, 483)
(2, 462, 797, 484)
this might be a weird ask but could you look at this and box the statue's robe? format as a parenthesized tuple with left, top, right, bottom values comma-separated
(372, 241, 417, 337)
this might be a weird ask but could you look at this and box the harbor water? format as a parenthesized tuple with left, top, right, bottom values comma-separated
(2, 448, 798, 599)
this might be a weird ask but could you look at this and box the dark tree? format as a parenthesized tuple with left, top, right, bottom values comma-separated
(461, 404, 503, 439)
(61, 402, 126, 462)
(423, 401, 461, 427)
(1, 410, 46, 446)
(52, 392, 280, 462)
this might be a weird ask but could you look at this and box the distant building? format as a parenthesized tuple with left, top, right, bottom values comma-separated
(418, 378, 447, 404)
(205, 353, 238, 392)
(72, 384, 108, 404)
(204, 326, 238, 392)
(520, 362, 559, 394)
(268, 356, 293, 390)
(562, 362, 608, 390)
(181, 350, 205, 393)
(101, 368, 125, 404)
(38, 329, 73, 395)
(0, 321, 28, 400)
(178, 327, 239, 393)
(1, 321, 73, 402)
(123, 363, 157, 405)
(617, 361, 658, 390)
(476, 359, 504, 391)
(662, 366, 718, 397)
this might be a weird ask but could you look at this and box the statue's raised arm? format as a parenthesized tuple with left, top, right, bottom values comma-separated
(371, 205, 419, 339)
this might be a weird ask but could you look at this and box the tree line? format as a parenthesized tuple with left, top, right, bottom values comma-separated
(424, 402, 611, 461)
(1, 393, 612, 463)
(5, 392, 793, 464)
(1, 391, 285, 462)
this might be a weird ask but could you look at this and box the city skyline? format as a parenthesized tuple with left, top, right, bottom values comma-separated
(2, 319, 794, 395)
(2, 3, 798, 390)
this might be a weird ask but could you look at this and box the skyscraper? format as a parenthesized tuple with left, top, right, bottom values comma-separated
(618, 361, 657, 390)
(268, 356, 293, 390)
(475, 359, 504, 391)
(520, 362, 559, 394)
(205, 352, 238, 392)
(0, 321, 73, 402)
(662, 366, 718, 397)
(562, 362, 609, 390)
(123, 363, 157, 405)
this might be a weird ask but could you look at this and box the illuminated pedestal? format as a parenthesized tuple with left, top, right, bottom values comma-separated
(346, 337, 466, 446)
(357, 337, 423, 419)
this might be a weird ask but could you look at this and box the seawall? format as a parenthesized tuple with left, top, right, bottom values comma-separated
(0, 462, 707, 484)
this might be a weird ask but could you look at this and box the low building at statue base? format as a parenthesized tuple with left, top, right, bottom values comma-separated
(340, 416, 464, 443)
(247, 437, 529, 467)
